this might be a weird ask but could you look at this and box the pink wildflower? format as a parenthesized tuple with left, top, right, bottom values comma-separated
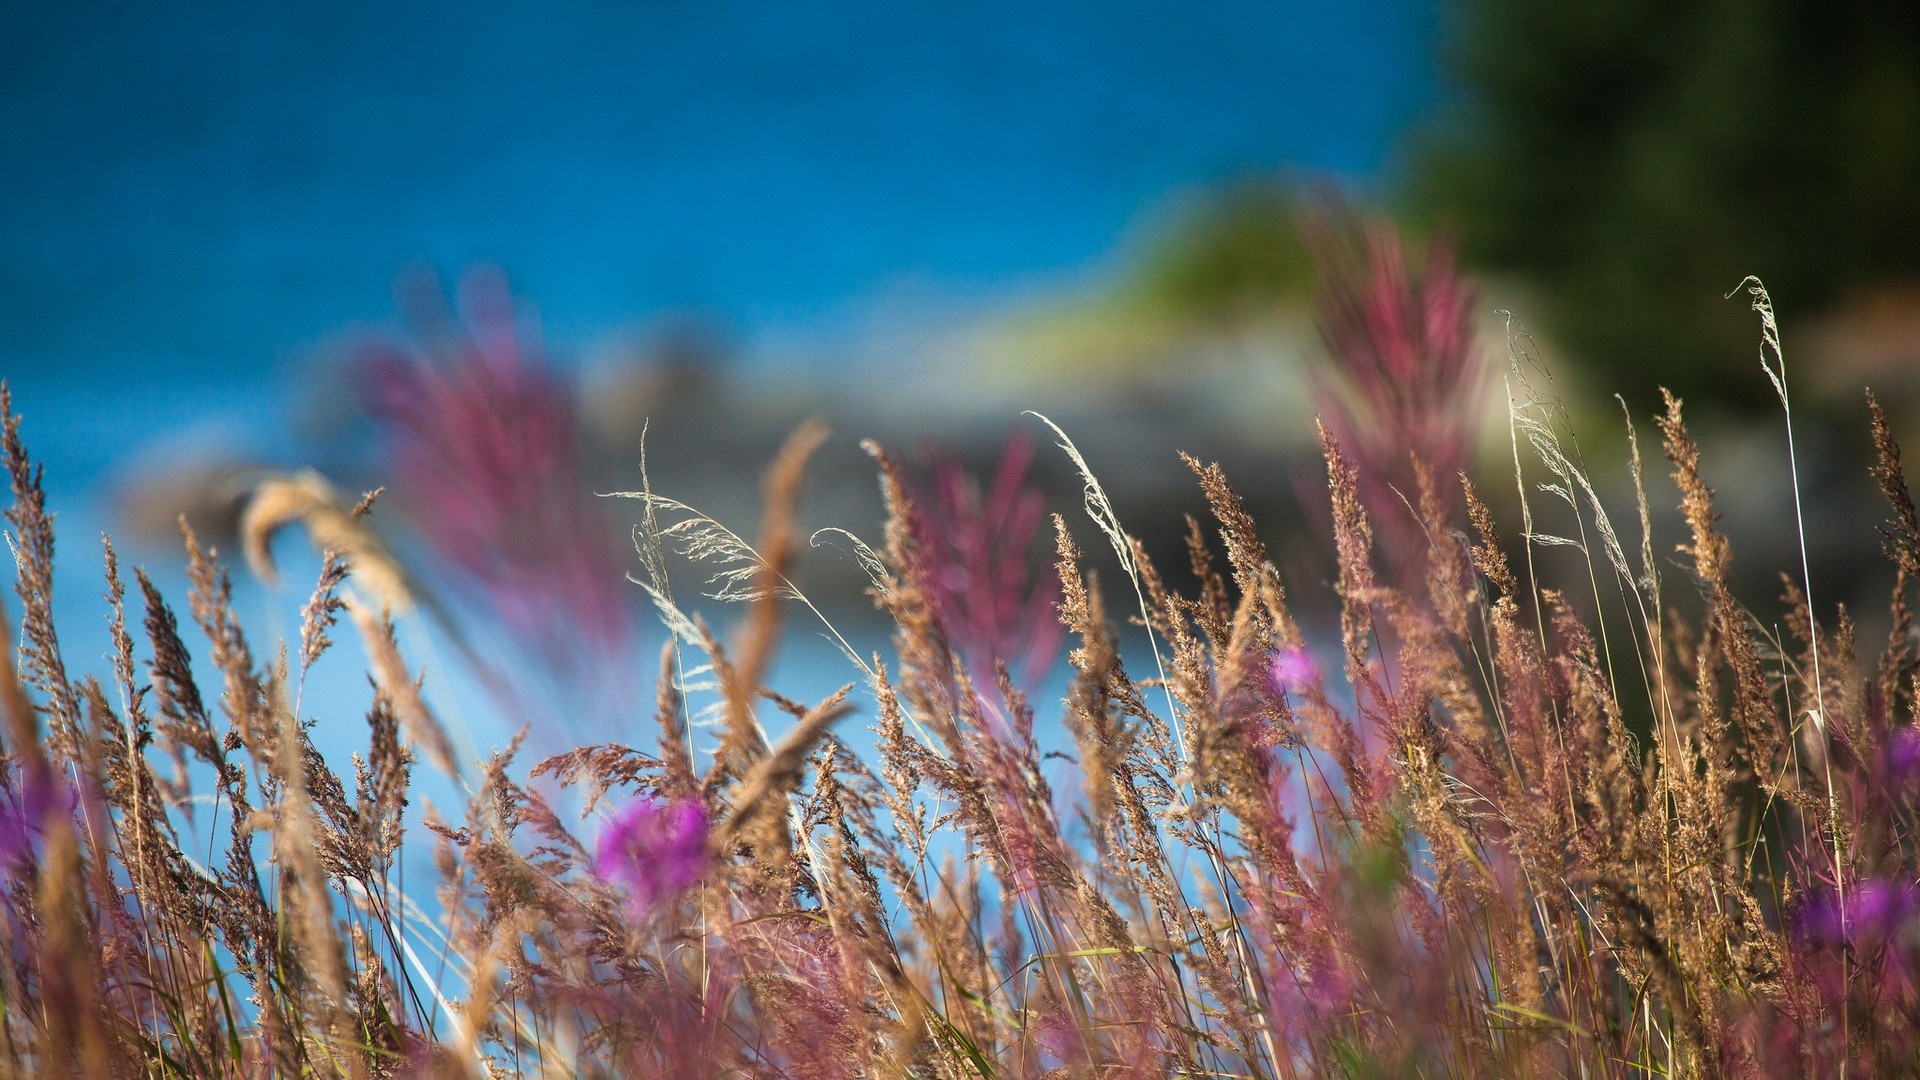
(909, 432, 1062, 690)
(1303, 208, 1483, 574)
(0, 771, 77, 869)
(594, 795, 710, 921)
(1888, 727, 1920, 794)
(353, 268, 631, 695)
(1798, 879, 1919, 952)
(1269, 644, 1321, 697)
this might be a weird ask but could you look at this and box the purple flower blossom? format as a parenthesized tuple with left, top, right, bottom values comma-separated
(1888, 727, 1920, 794)
(1303, 209, 1483, 573)
(1269, 644, 1321, 697)
(352, 268, 632, 702)
(1798, 879, 1919, 950)
(909, 432, 1062, 690)
(594, 795, 710, 920)
(0, 771, 79, 869)
(1786, 876, 1920, 1062)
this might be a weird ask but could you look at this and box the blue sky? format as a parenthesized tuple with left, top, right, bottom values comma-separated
(3, 0, 1440, 397)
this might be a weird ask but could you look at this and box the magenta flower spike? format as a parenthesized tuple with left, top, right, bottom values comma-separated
(353, 268, 632, 688)
(594, 795, 710, 921)
(1799, 878, 1920, 950)
(910, 432, 1062, 692)
(0, 772, 77, 870)
(1889, 727, 1920, 794)
(1303, 208, 1483, 571)
(1269, 644, 1321, 697)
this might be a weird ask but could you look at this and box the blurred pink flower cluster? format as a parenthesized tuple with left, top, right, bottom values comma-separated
(353, 269, 631, 696)
(1789, 876, 1920, 1048)
(1304, 211, 1483, 567)
(1268, 643, 1321, 697)
(594, 795, 710, 921)
(1797, 878, 1918, 954)
(0, 771, 78, 870)
(910, 433, 1062, 691)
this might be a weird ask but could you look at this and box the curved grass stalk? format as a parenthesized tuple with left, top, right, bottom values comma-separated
(1738, 274, 1847, 1074)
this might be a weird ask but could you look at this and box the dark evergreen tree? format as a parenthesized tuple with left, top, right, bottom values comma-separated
(1418, 0, 1920, 408)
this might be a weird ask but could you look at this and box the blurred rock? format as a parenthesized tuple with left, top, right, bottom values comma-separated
(111, 453, 263, 554)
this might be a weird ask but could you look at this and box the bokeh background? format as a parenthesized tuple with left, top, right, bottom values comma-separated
(6, 0, 1920, 742)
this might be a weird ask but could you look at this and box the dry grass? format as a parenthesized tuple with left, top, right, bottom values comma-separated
(2, 325, 1918, 1079)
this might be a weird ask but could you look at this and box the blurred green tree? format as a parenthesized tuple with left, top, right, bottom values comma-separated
(1130, 180, 1317, 318)
(1416, 0, 1920, 409)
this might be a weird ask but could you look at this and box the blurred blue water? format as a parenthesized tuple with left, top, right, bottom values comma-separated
(3, 0, 1432, 793)
(3, 0, 1437, 475)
